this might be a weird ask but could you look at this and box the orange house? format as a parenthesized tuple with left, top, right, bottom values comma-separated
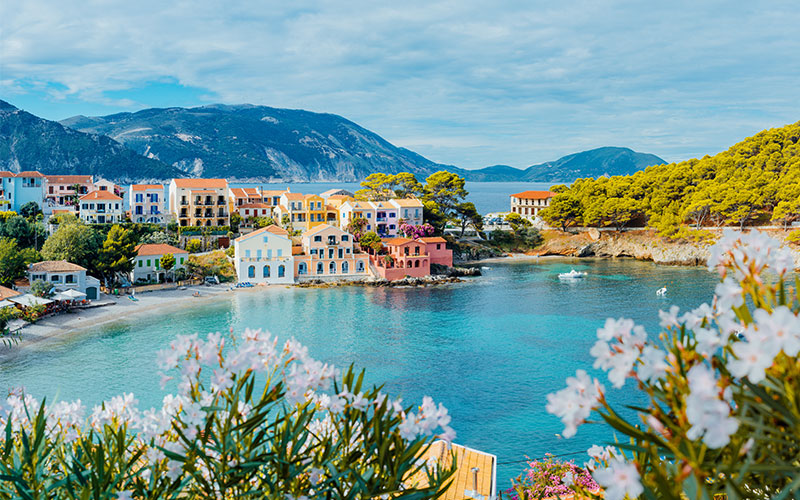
(371, 237, 430, 280)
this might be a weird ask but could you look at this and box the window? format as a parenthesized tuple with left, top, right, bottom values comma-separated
(366, 213, 371, 218)
(314, 235, 322, 242)
(341, 261, 349, 274)
(316, 262, 324, 274)
(263, 236, 268, 243)
(356, 261, 365, 273)
(138, 260, 143, 267)
(51, 275, 59, 282)
(329, 261, 337, 274)
(298, 262, 307, 275)
(342, 235, 349, 241)
(257, 249, 262, 258)
(245, 250, 251, 258)
(338, 248, 343, 259)
(278, 265, 285, 277)
(179, 257, 184, 265)
(248, 265, 255, 278)
(328, 248, 334, 258)
(263, 265, 270, 278)
(135, 193, 143, 203)
(267, 249, 272, 259)
(437, 243, 442, 250)
(415, 260, 420, 268)
(389, 224, 395, 230)
(277, 249, 282, 257)
(389, 212, 396, 217)
(155, 259, 160, 269)
(147, 259, 151, 267)
(65, 275, 75, 283)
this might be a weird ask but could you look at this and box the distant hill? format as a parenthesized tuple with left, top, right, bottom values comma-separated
(459, 147, 666, 182)
(61, 104, 454, 182)
(0, 100, 181, 182)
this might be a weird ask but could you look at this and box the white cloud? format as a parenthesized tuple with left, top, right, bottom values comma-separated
(1, 0, 799, 168)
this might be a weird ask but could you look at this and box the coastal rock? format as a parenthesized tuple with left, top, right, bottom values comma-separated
(431, 263, 482, 277)
(588, 228, 601, 241)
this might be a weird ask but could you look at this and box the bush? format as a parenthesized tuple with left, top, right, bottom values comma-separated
(30, 279, 54, 298)
(508, 454, 598, 499)
(545, 230, 800, 499)
(185, 239, 202, 253)
(787, 228, 800, 245)
(0, 330, 455, 497)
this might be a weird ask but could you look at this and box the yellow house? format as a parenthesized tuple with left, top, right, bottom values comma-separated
(304, 194, 327, 231)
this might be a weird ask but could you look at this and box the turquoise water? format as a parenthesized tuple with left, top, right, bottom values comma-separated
(0, 258, 719, 487)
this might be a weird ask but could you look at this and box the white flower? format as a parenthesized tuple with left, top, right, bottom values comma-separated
(694, 327, 726, 357)
(591, 320, 646, 388)
(636, 345, 668, 383)
(596, 317, 636, 341)
(728, 339, 775, 383)
(546, 370, 604, 438)
(658, 305, 680, 329)
(562, 471, 574, 486)
(754, 306, 800, 357)
(685, 364, 738, 448)
(715, 277, 744, 310)
(592, 458, 643, 500)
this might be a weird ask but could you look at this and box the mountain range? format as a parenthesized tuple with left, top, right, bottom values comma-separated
(1, 99, 666, 182)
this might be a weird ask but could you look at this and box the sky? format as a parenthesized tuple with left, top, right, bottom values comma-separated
(2, 0, 800, 170)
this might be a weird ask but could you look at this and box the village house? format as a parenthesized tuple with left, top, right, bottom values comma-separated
(390, 198, 424, 226)
(419, 237, 453, 267)
(44, 175, 94, 209)
(273, 192, 338, 232)
(130, 184, 166, 224)
(93, 178, 123, 197)
(79, 190, 124, 224)
(28, 261, 100, 300)
(0, 171, 45, 212)
(293, 224, 369, 279)
(168, 178, 230, 227)
(338, 200, 377, 232)
(233, 225, 294, 284)
(371, 237, 431, 280)
(320, 188, 355, 198)
(338, 198, 424, 237)
(131, 244, 188, 283)
(510, 190, 557, 220)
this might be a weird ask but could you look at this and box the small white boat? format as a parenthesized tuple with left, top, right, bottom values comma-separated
(656, 287, 667, 296)
(559, 269, 587, 279)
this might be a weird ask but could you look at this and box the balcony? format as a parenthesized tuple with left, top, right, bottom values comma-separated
(180, 199, 189, 206)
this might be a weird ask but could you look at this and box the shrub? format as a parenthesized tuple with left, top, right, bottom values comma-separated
(545, 229, 800, 499)
(185, 239, 202, 253)
(30, 279, 54, 298)
(20, 303, 46, 323)
(0, 330, 455, 497)
(507, 454, 598, 499)
(787, 228, 800, 245)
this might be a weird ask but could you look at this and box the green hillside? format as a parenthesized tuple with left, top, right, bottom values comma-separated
(542, 122, 800, 235)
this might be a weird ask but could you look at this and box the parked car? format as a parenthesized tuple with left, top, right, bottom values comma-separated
(204, 276, 220, 285)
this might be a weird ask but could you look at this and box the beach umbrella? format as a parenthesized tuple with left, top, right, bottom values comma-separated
(61, 289, 87, 300)
(9, 294, 53, 307)
(52, 292, 71, 301)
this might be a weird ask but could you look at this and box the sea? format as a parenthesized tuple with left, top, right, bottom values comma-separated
(0, 257, 720, 487)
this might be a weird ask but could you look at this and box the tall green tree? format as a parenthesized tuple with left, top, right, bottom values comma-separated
(454, 202, 482, 237)
(97, 225, 137, 285)
(355, 173, 395, 201)
(541, 195, 582, 231)
(19, 201, 42, 220)
(41, 220, 103, 272)
(160, 253, 176, 282)
(391, 172, 423, 198)
(0, 238, 25, 287)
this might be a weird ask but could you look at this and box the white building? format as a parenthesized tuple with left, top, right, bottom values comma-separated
(28, 260, 100, 300)
(233, 225, 294, 284)
(510, 191, 557, 220)
(130, 184, 166, 224)
(132, 244, 188, 283)
(389, 198, 424, 226)
(79, 190, 124, 224)
(0, 171, 45, 213)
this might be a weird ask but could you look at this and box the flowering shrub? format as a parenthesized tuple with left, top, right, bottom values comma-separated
(399, 223, 435, 239)
(507, 454, 598, 499)
(546, 229, 800, 499)
(0, 329, 456, 497)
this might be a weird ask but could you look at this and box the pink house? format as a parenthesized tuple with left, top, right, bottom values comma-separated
(420, 237, 453, 267)
(371, 237, 430, 280)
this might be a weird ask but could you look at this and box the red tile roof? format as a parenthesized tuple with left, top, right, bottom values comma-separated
(420, 237, 447, 243)
(239, 203, 272, 209)
(45, 175, 93, 184)
(0, 171, 15, 178)
(0, 285, 22, 300)
(383, 237, 413, 246)
(172, 178, 228, 189)
(284, 192, 304, 200)
(15, 171, 45, 178)
(135, 244, 187, 256)
(511, 190, 557, 199)
(29, 260, 86, 272)
(235, 224, 290, 241)
(131, 184, 163, 191)
(80, 190, 122, 201)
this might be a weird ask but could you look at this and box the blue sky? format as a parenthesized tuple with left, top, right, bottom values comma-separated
(2, 0, 799, 169)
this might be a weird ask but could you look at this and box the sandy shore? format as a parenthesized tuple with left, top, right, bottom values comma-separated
(0, 283, 279, 357)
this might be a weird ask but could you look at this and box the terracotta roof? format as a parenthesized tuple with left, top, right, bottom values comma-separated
(239, 203, 272, 209)
(0, 285, 22, 301)
(0, 171, 15, 178)
(326, 194, 352, 200)
(303, 194, 322, 200)
(80, 190, 122, 201)
(235, 224, 289, 242)
(172, 178, 228, 189)
(511, 190, 557, 199)
(45, 175, 93, 184)
(190, 190, 219, 195)
(276, 204, 288, 212)
(261, 189, 288, 196)
(304, 223, 338, 236)
(131, 184, 163, 191)
(135, 244, 187, 256)
(420, 237, 447, 243)
(391, 198, 424, 207)
(284, 192, 304, 200)
(383, 237, 413, 246)
(16, 171, 45, 178)
(230, 187, 260, 198)
(29, 260, 86, 272)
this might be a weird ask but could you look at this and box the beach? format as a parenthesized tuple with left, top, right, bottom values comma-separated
(0, 283, 280, 357)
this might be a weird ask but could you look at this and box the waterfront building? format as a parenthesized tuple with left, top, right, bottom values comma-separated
(420, 237, 453, 267)
(78, 190, 124, 224)
(371, 237, 431, 280)
(0, 171, 45, 212)
(44, 175, 94, 209)
(28, 260, 100, 300)
(130, 184, 166, 224)
(233, 225, 294, 284)
(168, 178, 230, 227)
(390, 198, 424, 226)
(132, 243, 188, 283)
(338, 200, 377, 232)
(293, 224, 369, 279)
(510, 190, 556, 220)
(93, 178, 123, 197)
(338, 198, 423, 237)
(273, 192, 337, 232)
